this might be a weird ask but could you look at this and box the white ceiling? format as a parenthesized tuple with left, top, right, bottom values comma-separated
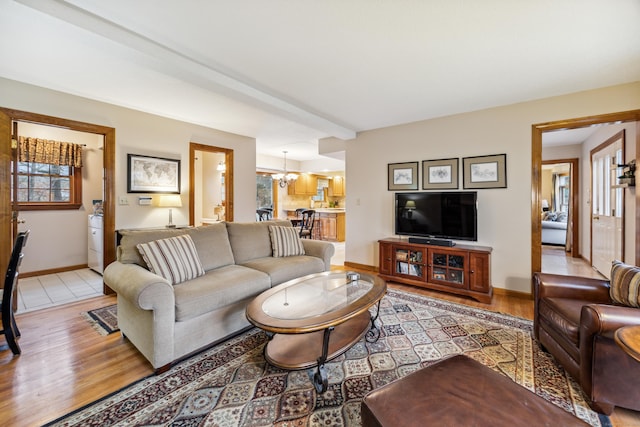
(1, 0, 639, 161)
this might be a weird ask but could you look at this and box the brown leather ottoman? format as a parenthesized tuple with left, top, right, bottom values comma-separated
(361, 354, 589, 427)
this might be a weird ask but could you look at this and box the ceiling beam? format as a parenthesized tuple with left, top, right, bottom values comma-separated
(15, 0, 357, 140)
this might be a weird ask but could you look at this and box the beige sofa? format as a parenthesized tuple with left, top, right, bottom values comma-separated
(103, 220, 334, 372)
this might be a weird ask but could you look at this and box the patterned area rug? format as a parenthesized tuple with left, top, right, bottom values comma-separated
(54, 290, 610, 426)
(81, 304, 118, 335)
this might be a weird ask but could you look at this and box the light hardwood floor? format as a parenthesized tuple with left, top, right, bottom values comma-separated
(0, 254, 638, 426)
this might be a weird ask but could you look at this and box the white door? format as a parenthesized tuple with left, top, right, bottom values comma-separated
(591, 138, 624, 278)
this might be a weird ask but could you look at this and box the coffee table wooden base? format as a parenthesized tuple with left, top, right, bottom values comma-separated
(264, 311, 371, 371)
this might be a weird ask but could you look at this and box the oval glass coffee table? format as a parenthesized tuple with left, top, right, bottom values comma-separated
(246, 271, 387, 392)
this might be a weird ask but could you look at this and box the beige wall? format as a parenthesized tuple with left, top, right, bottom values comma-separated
(341, 81, 640, 294)
(1, 77, 258, 273)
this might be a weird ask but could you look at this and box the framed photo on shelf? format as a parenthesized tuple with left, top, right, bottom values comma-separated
(422, 158, 459, 190)
(127, 154, 181, 194)
(463, 154, 507, 189)
(388, 162, 419, 191)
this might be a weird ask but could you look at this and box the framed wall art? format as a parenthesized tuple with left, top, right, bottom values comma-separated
(388, 162, 418, 190)
(463, 154, 507, 189)
(422, 158, 458, 190)
(127, 154, 181, 194)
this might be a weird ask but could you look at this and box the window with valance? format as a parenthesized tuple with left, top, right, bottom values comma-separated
(15, 137, 84, 210)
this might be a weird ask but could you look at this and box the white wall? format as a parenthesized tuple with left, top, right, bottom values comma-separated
(341, 82, 640, 294)
(1, 77, 257, 273)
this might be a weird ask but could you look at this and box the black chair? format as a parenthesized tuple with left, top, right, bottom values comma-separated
(1, 230, 29, 355)
(299, 210, 316, 239)
(256, 208, 272, 221)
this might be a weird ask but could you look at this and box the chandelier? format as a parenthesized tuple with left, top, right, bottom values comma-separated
(272, 151, 298, 187)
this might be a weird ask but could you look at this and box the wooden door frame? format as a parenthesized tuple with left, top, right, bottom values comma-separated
(189, 143, 234, 224)
(531, 110, 640, 277)
(0, 108, 116, 293)
(541, 158, 580, 258)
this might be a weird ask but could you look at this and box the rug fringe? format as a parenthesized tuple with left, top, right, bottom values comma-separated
(80, 312, 110, 336)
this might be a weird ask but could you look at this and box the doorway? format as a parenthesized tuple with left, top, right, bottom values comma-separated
(541, 159, 579, 257)
(531, 110, 640, 277)
(0, 108, 116, 295)
(189, 143, 233, 225)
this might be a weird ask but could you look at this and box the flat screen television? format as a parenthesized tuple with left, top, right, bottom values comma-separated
(395, 191, 477, 242)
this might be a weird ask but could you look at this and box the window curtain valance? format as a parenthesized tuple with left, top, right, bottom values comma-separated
(18, 136, 83, 168)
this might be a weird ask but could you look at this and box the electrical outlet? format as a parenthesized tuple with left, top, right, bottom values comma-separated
(119, 196, 129, 205)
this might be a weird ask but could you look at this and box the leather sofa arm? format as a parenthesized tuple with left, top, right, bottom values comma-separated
(579, 303, 640, 399)
(533, 272, 611, 302)
(581, 304, 640, 340)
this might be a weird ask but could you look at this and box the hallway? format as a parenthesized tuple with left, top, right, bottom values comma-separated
(541, 245, 605, 279)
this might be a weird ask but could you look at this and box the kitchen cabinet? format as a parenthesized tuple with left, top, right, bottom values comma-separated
(318, 211, 345, 242)
(288, 174, 318, 196)
(329, 176, 345, 197)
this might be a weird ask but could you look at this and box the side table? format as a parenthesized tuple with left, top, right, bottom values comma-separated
(614, 325, 640, 362)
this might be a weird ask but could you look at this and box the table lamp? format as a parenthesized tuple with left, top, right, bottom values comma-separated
(158, 194, 182, 228)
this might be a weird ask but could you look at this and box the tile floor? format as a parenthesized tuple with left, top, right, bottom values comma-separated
(16, 241, 346, 314)
(17, 268, 104, 314)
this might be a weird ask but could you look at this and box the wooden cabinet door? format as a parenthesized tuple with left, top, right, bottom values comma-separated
(469, 252, 491, 292)
(379, 241, 393, 275)
(288, 174, 317, 195)
(330, 176, 345, 196)
(320, 214, 337, 240)
(428, 249, 468, 289)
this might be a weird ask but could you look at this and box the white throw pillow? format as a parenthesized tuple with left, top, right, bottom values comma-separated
(269, 225, 305, 257)
(137, 234, 205, 285)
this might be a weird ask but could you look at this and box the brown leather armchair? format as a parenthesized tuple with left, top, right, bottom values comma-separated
(533, 272, 640, 414)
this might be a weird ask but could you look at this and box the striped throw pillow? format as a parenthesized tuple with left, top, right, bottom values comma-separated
(137, 234, 205, 285)
(269, 225, 305, 257)
(610, 260, 640, 308)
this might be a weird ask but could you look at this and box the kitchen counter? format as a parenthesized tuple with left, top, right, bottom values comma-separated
(313, 208, 346, 213)
(285, 208, 345, 241)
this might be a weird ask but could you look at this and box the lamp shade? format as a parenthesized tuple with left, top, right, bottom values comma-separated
(405, 200, 416, 209)
(158, 194, 182, 207)
(541, 199, 549, 208)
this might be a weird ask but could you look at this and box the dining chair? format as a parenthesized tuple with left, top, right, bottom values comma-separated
(299, 210, 316, 239)
(257, 208, 272, 221)
(1, 230, 29, 355)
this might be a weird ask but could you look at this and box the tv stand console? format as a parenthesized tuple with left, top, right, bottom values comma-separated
(378, 237, 492, 303)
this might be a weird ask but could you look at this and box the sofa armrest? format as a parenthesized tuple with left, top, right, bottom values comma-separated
(579, 303, 640, 398)
(301, 239, 336, 271)
(581, 304, 640, 340)
(533, 272, 611, 302)
(103, 261, 175, 313)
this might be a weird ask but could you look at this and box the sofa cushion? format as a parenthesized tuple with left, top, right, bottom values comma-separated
(173, 265, 271, 322)
(610, 260, 640, 308)
(241, 255, 324, 286)
(269, 225, 305, 257)
(137, 235, 205, 285)
(117, 225, 235, 271)
(226, 220, 292, 264)
(186, 223, 235, 271)
(118, 228, 187, 266)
